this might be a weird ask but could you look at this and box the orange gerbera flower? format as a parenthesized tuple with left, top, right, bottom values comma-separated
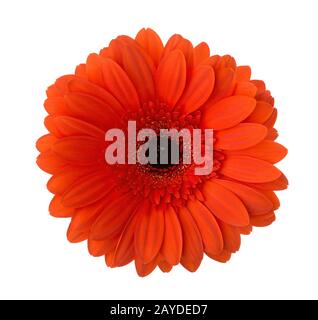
(36, 28, 288, 276)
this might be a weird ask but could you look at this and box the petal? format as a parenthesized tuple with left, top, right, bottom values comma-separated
(123, 44, 155, 103)
(67, 201, 104, 243)
(65, 92, 121, 130)
(158, 260, 173, 273)
(36, 134, 57, 152)
(90, 192, 140, 240)
(266, 128, 278, 140)
(226, 140, 288, 163)
(155, 50, 186, 108)
(218, 221, 241, 253)
(250, 212, 276, 227)
(62, 172, 114, 208)
(193, 42, 210, 66)
(134, 203, 164, 264)
(85, 53, 104, 87)
(113, 211, 141, 267)
(245, 101, 273, 123)
(263, 108, 277, 128)
(220, 155, 282, 183)
(187, 199, 223, 255)
(203, 180, 249, 226)
(68, 77, 125, 116)
(161, 206, 182, 265)
(236, 66, 251, 82)
(135, 28, 164, 67)
(214, 179, 273, 215)
(208, 249, 231, 263)
(102, 58, 140, 112)
(180, 65, 215, 114)
(202, 96, 256, 130)
(215, 123, 268, 150)
(135, 257, 158, 277)
(249, 173, 288, 191)
(36, 151, 67, 174)
(51, 136, 104, 165)
(51, 116, 105, 139)
(44, 97, 69, 115)
(87, 236, 119, 257)
(163, 34, 194, 68)
(47, 166, 99, 195)
(178, 207, 203, 272)
(234, 81, 257, 97)
(49, 195, 75, 218)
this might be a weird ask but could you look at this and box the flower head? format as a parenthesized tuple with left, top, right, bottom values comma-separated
(36, 28, 288, 276)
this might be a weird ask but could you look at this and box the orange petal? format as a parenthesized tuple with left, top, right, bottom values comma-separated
(85, 53, 104, 87)
(62, 172, 114, 208)
(134, 203, 164, 264)
(51, 116, 105, 139)
(65, 92, 120, 130)
(180, 65, 215, 114)
(68, 77, 125, 116)
(44, 97, 69, 115)
(47, 166, 98, 195)
(249, 173, 288, 191)
(214, 179, 273, 215)
(236, 66, 251, 82)
(113, 211, 141, 267)
(135, 256, 158, 277)
(102, 58, 140, 112)
(220, 155, 282, 183)
(123, 44, 155, 103)
(51, 136, 104, 165)
(66, 201, 104, 243)
(208, 249, 231, 263)
(163, 34, 194, 68)
(49, 195, 75, 218)
(36, 134, 57, 152)
(158, 260, 173, 273)
(178, 207, 203, 272)
(88, 236, 119, 257)
(159, 206, 182, 265)
(193, 42, 210, 66)
(226, 140, 288, 163)
(75, 64, 87, 79)
(266, 128, 278, 140)
(259, 190, 280, 210)
(263, 108, 277, 128)
(245, 101, 273, 123)
(250, 212, 276, 227)
(234, 81, 257, 97)
(135, 28, 163, 67)
(36, 151, 67, 174)
(187, 199, 223, 255)
(218, 221, 241, 253)
(91, 192, 140, 240)
(215, 123, 267, 150)
(155, 50, 186, 108)
(203, 180, 249, 226)
(202, 96, 256, 130)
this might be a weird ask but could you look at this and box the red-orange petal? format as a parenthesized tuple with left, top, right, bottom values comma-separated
(236, 66, 251, 82)
(178, 207, 203, 272)
(250, 212, 276, 227)
(202, 96, 256, 130)
(102, 58, 140, 112)
(215, 123, 268, 150)
(245, 101, 273, 123)
(49, 195, 75, 218)
(134, 203, 164, 264)
(61, 172, 114, 208)
(234, 81, 257, 97)
(36, 134, 57, 152)
(193, 42, 210, 66)
(135, 28, 163, 67)
(122, 44, 155, 103)
(85, 53, 104, 87)
(220, 155, 282, 183)
(161, 206, 182, 265)
(226, 140, 288, 163)
(180, 65, 215, 114)
(214, 179, 273, 215)
(187, 199, 223, 255)
(203, 181, 249, 226)
(155, 50, 186, 108)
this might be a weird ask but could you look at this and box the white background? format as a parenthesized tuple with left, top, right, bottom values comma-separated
(0, 0, 317, 300)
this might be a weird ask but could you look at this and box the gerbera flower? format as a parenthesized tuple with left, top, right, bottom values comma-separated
(36, 28, 288, 276)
